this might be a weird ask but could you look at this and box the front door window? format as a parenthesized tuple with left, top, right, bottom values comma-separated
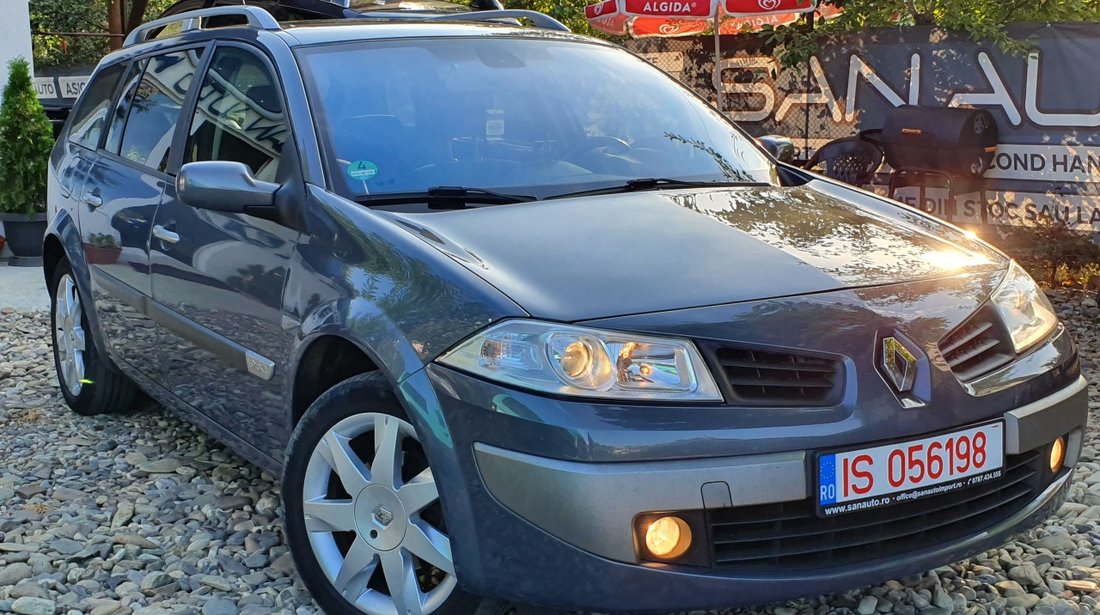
(185, 46, 290, 182)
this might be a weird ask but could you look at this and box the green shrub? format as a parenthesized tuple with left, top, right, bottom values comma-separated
(988, 219, 1100, 289)
(0, 58, 55, 216)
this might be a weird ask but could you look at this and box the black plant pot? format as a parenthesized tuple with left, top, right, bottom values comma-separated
(0, 212, 47, 267)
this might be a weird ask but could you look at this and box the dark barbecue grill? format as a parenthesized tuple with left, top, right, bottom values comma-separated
(881, 105, 999, 222)
(882, 105, 999, 177)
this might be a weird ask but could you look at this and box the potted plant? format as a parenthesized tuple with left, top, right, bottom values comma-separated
(85, 233, 121, 265)
(0, 57, 55, 267)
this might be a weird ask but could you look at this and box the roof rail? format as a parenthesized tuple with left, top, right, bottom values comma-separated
(124, 6, 282, 47)
(425, 9, 570, 31)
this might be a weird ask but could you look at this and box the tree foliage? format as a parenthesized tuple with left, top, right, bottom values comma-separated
(491, 0, 606, 37)
(0, 58, 54, 215)
(29, 0, 1100, 69)
(31, 0, 177, 68)
(508, 0, 1100, 50)
(763, 0, 1100, 69)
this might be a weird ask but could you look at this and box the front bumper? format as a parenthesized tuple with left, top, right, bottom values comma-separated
(475, 376, 1087, 566)
(429, 374, 1087, 612)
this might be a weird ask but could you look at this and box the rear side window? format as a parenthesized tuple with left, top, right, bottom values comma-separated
(68, 63, 126, 150)
(109, 48, 205, 173)
(105, 60, 146, 155)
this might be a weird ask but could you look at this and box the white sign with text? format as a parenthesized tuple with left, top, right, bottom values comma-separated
(985, 145, 1100, 184)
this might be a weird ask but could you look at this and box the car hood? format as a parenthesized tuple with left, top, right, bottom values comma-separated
(382, 181, 1006, 322)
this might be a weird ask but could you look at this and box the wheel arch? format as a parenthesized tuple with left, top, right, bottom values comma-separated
(289, 332, 385, 426)
(286, 289, 452, 431)
(43, 211, 111, 360)
(286, 318, 458, 476)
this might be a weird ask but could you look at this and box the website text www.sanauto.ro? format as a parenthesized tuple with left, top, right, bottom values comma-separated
(820, 468, 1003, 516)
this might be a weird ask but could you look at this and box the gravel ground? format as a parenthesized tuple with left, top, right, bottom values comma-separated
(0, 292, 1099, 615)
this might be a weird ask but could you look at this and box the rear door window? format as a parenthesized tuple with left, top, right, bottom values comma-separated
(68, 62, 126, 150)
(107, 48, 205, 174)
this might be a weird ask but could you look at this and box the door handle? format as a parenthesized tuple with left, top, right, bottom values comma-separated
(81, 191, 102, 209)
(152, 225, 180, 244)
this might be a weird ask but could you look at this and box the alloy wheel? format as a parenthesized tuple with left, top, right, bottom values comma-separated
(303, 412, 456, 615)
(54, 274, 87, 397)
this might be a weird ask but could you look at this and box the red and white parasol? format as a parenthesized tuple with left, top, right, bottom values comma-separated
(585, 0, 820, 38)
(721, 2, 839, 34)
(585, 0, 829, 105)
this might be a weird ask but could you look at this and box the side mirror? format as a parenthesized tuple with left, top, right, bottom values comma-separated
(757, 135, 796, 164)
(177, 161, 279, 214)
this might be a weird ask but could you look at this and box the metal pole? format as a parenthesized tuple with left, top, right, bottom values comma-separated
(108, 0, 124, 51)
(713, 11, 722, 110)
(803, 61, 810, 162)
(802, 10, 814, 161)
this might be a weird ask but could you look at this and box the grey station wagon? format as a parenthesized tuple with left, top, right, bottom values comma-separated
(44, 5, 1088, 614)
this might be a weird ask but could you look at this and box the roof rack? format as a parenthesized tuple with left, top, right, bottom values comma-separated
(349, 8, 570, 31)
(124, 6, 281, 47)
(424, 9, 570, 31)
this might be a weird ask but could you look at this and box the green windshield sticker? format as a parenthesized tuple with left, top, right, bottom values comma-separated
(347, 160, 379, 182)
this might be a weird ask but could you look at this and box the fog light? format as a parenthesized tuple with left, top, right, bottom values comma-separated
(644, 516, 692, 559)
(1050, 436, 1066, 472)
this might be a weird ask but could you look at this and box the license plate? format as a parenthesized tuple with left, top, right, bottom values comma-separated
(816, 421, 1005, 516)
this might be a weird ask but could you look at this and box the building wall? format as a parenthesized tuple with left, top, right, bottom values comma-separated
(0, 0, 33, 259)
(0, 0, 33, 97)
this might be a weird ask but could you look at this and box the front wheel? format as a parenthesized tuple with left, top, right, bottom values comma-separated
(283, 373, 482, 615)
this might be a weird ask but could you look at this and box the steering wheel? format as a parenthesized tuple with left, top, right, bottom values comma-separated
(568, 135, 632, 158)
(411, 159, 523, 183)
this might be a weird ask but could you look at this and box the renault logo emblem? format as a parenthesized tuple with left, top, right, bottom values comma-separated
(882, 337, 917, 393)
(373, 506, 394, 527)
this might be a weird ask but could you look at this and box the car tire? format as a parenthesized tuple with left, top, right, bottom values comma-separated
(50, 260, 140, 416)
(283, 372, 485, 615)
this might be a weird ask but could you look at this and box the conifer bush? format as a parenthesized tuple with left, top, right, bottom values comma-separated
(0, 57, 55, 217)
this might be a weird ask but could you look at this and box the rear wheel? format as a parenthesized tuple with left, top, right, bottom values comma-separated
(50, 260, 139, 415)
(284, 373, 482, 615)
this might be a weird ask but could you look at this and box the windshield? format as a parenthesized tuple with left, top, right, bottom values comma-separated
(297, 37, 775, 200)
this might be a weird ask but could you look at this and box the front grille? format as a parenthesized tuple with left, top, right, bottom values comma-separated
(710, 347, 844, 406)
(939, 307, 1014, 381)
(708, 450, 1042, 571)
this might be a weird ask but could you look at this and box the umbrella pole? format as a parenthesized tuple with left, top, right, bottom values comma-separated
(712, 11, 723, 110)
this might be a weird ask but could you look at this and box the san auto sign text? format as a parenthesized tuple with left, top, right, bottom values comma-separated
(985, 145, 1100, 183)
(724, 48, 1100, 137)
(711, 44, 1100, 229)
(890, 186, 1100, 227)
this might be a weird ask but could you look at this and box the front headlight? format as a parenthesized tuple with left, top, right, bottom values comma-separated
(991, 261, 1059, 354)
(437, 320, 723, 401)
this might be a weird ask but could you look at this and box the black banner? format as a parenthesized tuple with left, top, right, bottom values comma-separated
(625, 23, 1100, 230)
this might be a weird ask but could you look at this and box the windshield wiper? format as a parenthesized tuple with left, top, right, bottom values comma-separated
(546, 178, 770, 200)
(359, 186, 537, 209)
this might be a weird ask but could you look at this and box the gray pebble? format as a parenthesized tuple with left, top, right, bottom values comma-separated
(11, 597, 56, 615)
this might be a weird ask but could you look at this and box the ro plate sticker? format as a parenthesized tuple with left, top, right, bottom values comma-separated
(347, 160, 378, 182)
